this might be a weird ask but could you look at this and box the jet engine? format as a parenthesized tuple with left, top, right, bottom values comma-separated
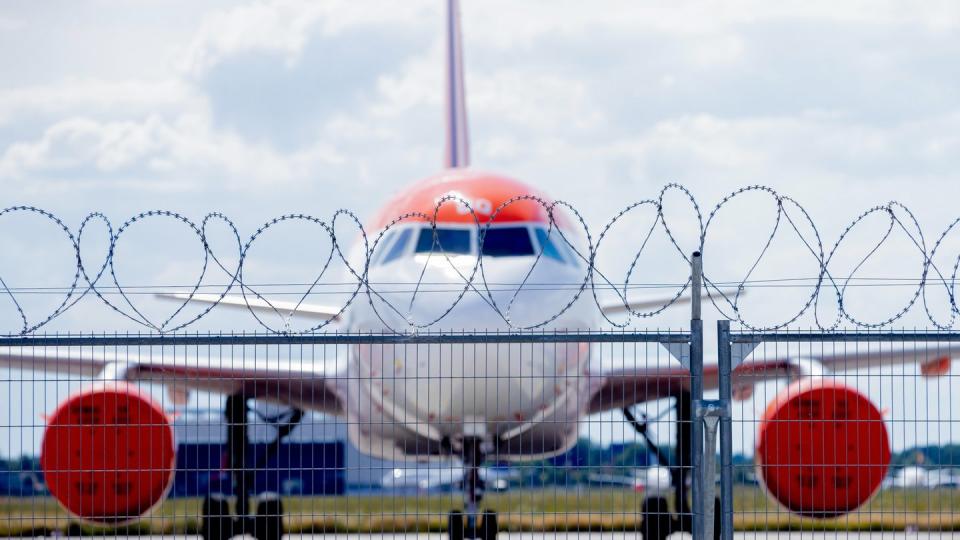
(755, 378, 889, 518)
(40, 384, 176, 524)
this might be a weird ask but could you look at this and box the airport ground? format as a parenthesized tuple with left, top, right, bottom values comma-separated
(71, 531, 960, 540)
(1, 487, 959, 537)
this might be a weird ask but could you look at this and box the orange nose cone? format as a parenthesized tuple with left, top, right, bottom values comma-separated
(40, 385, 176, 524)
(370, 170, 559, 229)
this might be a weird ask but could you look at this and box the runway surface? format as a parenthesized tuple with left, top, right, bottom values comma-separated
(91, 534, 960, 540)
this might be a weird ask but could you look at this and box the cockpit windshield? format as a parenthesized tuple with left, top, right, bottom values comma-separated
(372, 225, 580, 266)
(414, 227, 472, 255)
(533, 228, 566, 263)
(479, 227, 534, 257)
(381, 228, 412, 264)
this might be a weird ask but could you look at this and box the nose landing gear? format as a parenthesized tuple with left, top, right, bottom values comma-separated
(201, 394, 303, 540)
(447, 436, 497, 540)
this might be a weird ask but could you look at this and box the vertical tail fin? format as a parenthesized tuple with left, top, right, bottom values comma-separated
(444, 0, 470, 169)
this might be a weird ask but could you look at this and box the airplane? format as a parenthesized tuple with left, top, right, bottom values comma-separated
(1, 1, 957, 539)
(381, 465, 516, 493)
(586, 467, 672, 495)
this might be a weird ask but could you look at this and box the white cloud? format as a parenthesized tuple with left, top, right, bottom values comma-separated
(462, 0, 960, 46)
(371, 51, 441, 118)
(0, 79, 201, 127)
(473, 69, 604, 132)
(0, 0, 952, 253)
(179, 0, 434, 76)
(176, 0, 960, 86)
(0, 15, 23, 32)
(1, 0, 958, 278)
(0, 114, 346, 190)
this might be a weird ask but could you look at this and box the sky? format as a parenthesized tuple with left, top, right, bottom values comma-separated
(0, 0, 959, 456)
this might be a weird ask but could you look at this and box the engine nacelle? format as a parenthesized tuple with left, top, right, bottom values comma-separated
(756, 378, 889, 518)
(40, 384, 176, 524)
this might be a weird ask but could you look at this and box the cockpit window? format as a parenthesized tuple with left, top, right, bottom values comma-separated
(480, 226, 535, 257)
(564, 243, 583, 266)
(415, 227, 473, 255)
(533, 227, 566, 263)
(382, 225, 578, 263)
(380, 227, 412, 265)
(370, 229, 395, 266)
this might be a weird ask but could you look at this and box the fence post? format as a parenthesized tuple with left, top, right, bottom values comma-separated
(690, 252, 704, 540)
(717, 320, 734, 540)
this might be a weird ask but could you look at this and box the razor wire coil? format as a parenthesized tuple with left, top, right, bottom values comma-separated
(2, 184, 960, 334)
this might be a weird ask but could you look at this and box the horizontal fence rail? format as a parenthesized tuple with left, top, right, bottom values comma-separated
(0, 331, 692, 347)
(732, 332, 960, 343)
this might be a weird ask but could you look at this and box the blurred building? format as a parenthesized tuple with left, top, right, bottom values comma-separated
(172, 409, 404, 496)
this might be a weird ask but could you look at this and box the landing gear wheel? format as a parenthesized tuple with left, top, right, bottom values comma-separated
(713, 497, 721, 540)
(201, 494, 232, 540)
(254, 493, 284, 540)
(640, 496, 671, 540)
(447, 510, 465, 540)
(480, 509, 498, 540)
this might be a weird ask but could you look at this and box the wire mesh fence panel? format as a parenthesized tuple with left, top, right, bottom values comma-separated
(722, 326, 960, 536)
(0, 330, 696, 539)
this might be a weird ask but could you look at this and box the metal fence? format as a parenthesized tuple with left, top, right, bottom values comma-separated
(0, 312, 958, 537)
(0, 330, 701, 539)
(1, 325, 959, 538)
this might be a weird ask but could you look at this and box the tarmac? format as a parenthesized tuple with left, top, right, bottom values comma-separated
(91, 534, 960, 540)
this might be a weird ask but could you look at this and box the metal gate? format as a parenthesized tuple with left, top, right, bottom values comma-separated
(715, 323, 960, 537)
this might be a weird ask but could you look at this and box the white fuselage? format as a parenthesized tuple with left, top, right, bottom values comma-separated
(334, 223, 601, 461)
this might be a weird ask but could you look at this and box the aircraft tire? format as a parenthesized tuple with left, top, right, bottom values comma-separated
(447, 510, 465, 540)
(640, 496, 671, 540)
(481, 509, 498, 540)
(201, 494, 232, 540)
(254, 493, 284, 540)
(713, 497, 721, 540)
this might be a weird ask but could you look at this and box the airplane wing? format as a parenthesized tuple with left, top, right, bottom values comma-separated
(589, 344, 959, 414)
(156, 293, 343, 321)
(599, 288, 743, 315)
(0, 346, 346, 415)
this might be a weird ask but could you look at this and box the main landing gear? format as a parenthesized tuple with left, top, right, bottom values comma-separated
(202, 394, 304, 540)
(625, 391, 720, 540)
(447, 437, 498, 540)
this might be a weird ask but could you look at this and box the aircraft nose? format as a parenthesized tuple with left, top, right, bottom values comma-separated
(358, 257, 590, 331)
(364, 275, 513, 331)
(358, 322, 582, 438)
(404, 282, 577, 331)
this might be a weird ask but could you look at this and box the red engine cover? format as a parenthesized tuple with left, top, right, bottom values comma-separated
(40, 384, 176, 524)
(756, 378, 890, 518)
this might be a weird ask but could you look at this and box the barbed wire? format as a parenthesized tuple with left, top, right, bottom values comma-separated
(1, 184, 958, 334)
